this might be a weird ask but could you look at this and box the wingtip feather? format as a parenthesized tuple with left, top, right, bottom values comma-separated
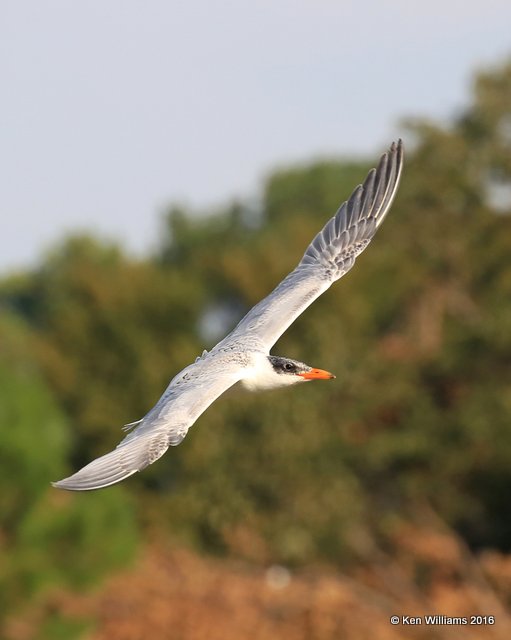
(51, 468, 139, 492)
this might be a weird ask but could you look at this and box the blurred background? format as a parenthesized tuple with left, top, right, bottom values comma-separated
(2, 1, 511, 638)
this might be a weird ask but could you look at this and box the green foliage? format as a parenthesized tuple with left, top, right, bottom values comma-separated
(0, 313, 138, 635)
(1, 59, 511, 584)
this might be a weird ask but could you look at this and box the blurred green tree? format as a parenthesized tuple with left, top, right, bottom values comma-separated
(0, 312, 138, 638)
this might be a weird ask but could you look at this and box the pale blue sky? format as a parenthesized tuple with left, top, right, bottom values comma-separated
(2, 0, 511, 273)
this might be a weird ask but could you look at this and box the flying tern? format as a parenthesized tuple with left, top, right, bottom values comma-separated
(53, 140, 403, 491)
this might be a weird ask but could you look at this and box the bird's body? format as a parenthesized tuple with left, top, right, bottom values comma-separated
(53, 140, 404, 491)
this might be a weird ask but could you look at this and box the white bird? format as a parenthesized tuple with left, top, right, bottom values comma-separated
(53, 140, 403, 491)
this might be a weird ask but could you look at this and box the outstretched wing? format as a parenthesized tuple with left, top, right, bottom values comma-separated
(217, 140, 403, 352)
(52, 357, 243, 491)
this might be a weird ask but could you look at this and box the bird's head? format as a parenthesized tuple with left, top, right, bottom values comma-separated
(267, 356, 335, 386)
(240, 353, 336, 391)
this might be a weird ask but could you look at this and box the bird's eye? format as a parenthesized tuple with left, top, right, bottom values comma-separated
(284, 362, 294, 371)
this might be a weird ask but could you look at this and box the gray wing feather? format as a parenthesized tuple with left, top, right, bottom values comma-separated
(217, 140, 403, 351)
(51, 432, 168, 491)
(52, 357, 243, 491)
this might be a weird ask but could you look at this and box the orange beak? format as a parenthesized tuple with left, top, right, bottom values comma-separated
(298, 368, 336, 380)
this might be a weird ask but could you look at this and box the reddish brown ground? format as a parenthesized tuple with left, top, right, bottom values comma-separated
(7, 523, 511, 640)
